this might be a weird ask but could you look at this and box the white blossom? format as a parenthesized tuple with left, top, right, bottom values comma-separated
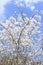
(0, 12, 43, 64)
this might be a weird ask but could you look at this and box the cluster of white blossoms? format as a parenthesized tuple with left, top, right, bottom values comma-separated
(0, 12, 43, 63)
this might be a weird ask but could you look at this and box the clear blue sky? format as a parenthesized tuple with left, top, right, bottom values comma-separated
(0, 0, 43, 21)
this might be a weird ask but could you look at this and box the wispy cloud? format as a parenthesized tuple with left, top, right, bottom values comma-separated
(0, 0, 11, 21)
(14, 0, 43, 10)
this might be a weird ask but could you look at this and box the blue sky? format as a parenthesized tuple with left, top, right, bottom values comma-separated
(0, 0, 43, 21)
(0, 0, 43, 33)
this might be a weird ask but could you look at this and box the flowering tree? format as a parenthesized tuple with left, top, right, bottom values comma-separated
(0, 12, 43, 65)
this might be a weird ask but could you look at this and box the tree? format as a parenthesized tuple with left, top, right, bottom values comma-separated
(0, 12, 43, 65)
